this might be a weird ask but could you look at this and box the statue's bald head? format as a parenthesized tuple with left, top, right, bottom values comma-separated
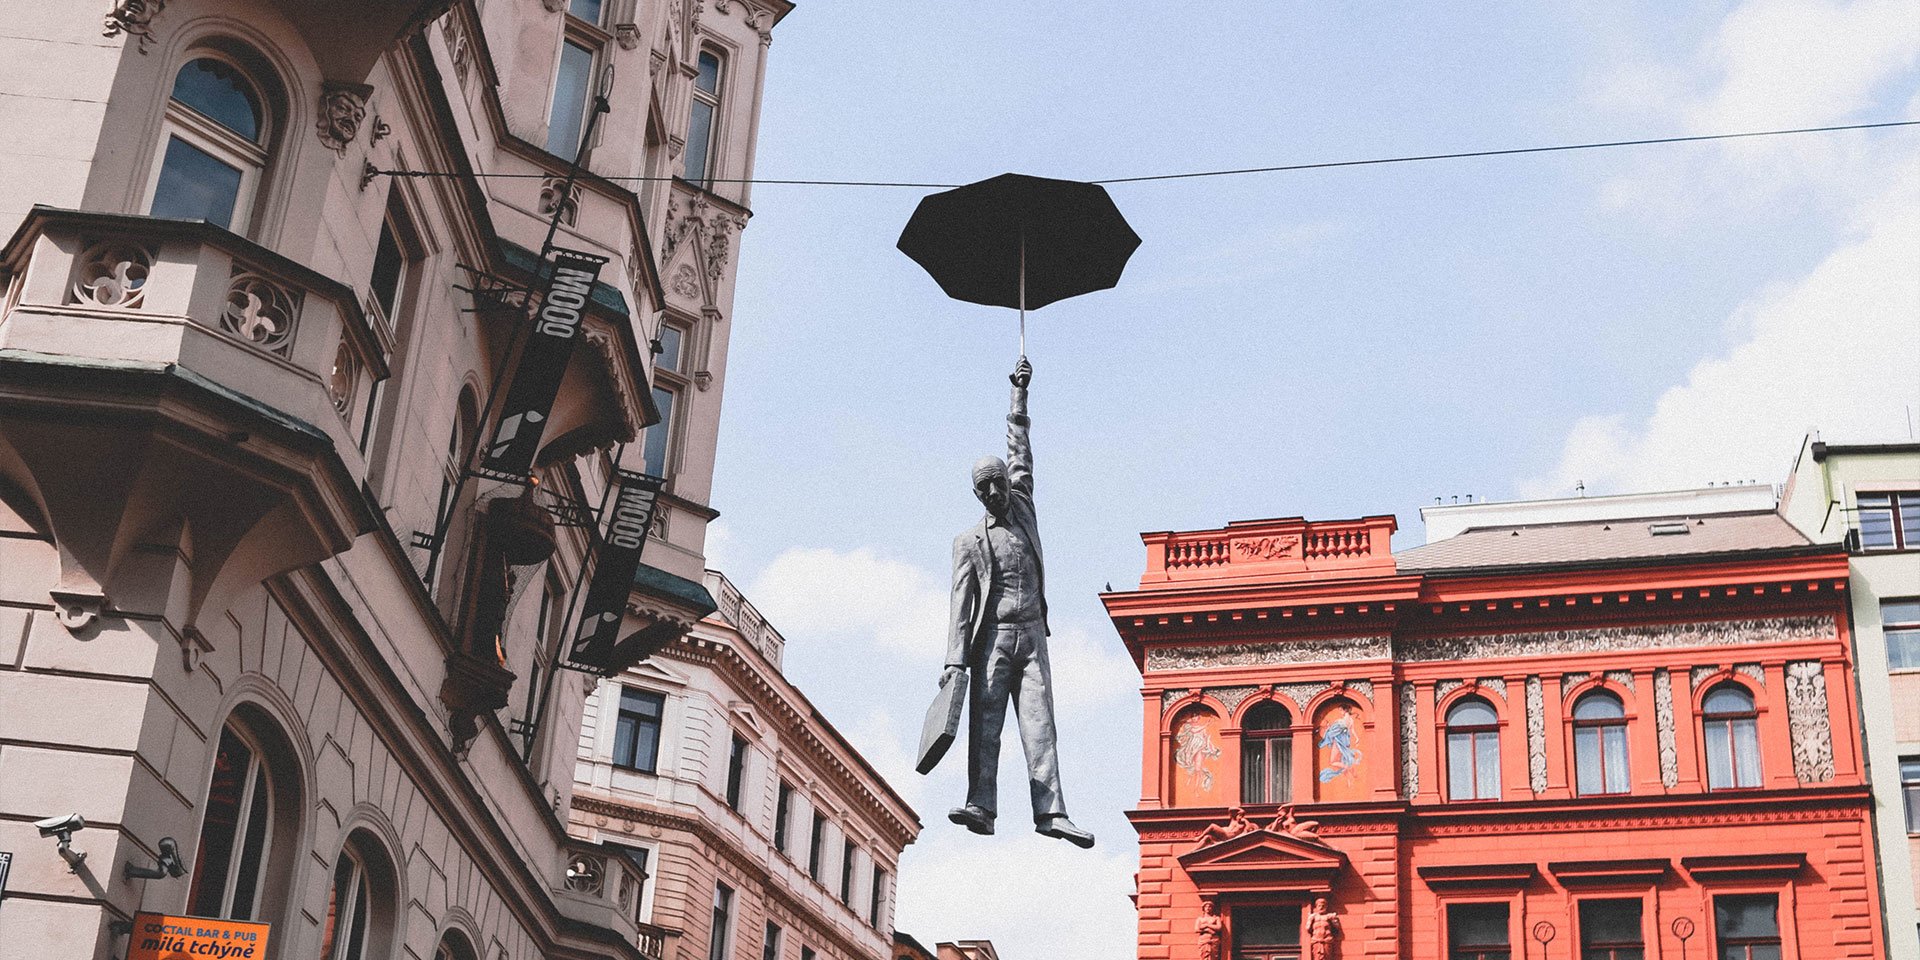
(972, 456, 1009, 517)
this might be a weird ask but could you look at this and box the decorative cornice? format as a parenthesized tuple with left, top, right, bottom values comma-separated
(1147, 635, 1391, 671)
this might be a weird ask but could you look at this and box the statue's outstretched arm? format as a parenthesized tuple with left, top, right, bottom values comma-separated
(1006, 357, 1032, 495)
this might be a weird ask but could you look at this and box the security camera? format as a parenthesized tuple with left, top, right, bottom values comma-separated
(34, 813, 86, 867)
(126, 836, 188, 881)
(35, 813, 84, 837)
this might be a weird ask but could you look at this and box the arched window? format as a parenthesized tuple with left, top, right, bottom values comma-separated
(1702, 684, 1761, 789)
(186, 711, 299, 923)
(1445, 697, 1501, 800)
(1572, 691, 1630, 795)
(433, 932, 479, 960)
(1240, 701, 1292, 805)
(683, 50, 724, 186)
(320, 833, 397, 960)
(149, 54, 272, 231)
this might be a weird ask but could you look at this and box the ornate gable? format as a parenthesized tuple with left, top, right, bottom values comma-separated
(1176, 830, 1345, 891)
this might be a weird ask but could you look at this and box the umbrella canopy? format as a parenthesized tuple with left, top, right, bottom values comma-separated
(897, 173, 1141, 312)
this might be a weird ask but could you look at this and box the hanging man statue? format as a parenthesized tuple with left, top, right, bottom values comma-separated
(941, 356, 1094, 848)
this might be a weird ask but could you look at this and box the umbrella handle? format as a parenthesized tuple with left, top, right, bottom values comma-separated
(1018, 232, 1027, 357)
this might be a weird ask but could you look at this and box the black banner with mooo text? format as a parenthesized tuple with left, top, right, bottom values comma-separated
(568, 470, 665, 669)
(480, 247, 609, 478)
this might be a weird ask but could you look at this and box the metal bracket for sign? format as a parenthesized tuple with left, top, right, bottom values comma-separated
(0, 849, 11, 902)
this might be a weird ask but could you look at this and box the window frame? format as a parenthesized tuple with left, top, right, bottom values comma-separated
(1446, 900, 1514, 960)
(1575, 897, 1646, 960)
(724, 731, 749, 811)
(1712, 892, 1783, 960)
(1700, 682, 1762, 791)
(643, 317, 694, 481)
(1904, 758, 1920, 835)
(1444, 696, 1503, 802)
(683, 48, 727, 187)
(762, 921, 782, 960)
(320, 846, 374, 960)
(870, 865, 888, 928)
(1239, 699, 1293, 805)
(774, 779, 794, 855)
(708, 882, 735, 960)
(808, 811, 827, 882)
(146, 52, 272, 234)
(1570, 690, 1631, 796)
(1856, 491, 1920, 551)
(840, 837, 857, 904)
(186, 724, 277, 920)
(546, 7, 611, 161)
(612, 686, 668, 773)
(1884, 598, 1920, 672)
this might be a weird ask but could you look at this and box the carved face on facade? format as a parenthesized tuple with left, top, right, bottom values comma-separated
(1201, 901, 1216, 916)
(320, 87, 367, 151)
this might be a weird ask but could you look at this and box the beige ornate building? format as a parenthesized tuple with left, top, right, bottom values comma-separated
(570, 570, 920, 960)
(0, 0, 788, 957)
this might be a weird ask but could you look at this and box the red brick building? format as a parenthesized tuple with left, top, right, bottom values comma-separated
(1102, 498, 1885, 959)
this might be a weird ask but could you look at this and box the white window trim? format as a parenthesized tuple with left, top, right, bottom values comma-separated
(145, 55, 270, 234)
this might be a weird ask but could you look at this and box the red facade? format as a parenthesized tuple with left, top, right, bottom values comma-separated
(1103, 514, 1884, 959)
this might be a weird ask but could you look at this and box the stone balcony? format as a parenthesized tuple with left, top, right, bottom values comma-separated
(1139, 515, 1399, 588)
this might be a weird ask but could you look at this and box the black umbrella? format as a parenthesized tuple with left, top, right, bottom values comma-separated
(897, 173, 1141, 355)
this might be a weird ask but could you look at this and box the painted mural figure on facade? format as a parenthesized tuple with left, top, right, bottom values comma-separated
(1173, 710, 1223, 793)
(942, 357, 1094, 848)
(1316, 704, 1362, 783)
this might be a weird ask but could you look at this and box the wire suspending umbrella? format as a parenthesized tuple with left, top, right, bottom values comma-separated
(897, 173, 1141, 355)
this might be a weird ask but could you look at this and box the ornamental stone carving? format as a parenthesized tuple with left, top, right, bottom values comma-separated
(704, 212, 746, 282)
(671, 263, 701, 299)
(563, 853, 605, 894)
(317, 81, 374, 154)
(538, 176, 579, 226)
(1525, 676, 1546, 794)
(1691, 665, 1719, 690)
(1437, 678, 1505, 704)
(1146, 636, 1391, 671)
(1231, 534, 1299, 561)
(70, 241, 153, 308)
(103, 0, 165, 53)
(1161, 689, 1191, 709)
(329, 341, 357, 414)
(1399, 682, 1418, 799)
(1274, 682, 1330, 711)
(1559, 672, 1591, 699)
(1653, 668, 1678, 788)
(441, 15, 474, 86)
(1409, 616, 1831, 663)
(1435, 679, 1462, 701)
(1343, 679, 1375, 703)
(1605, 670, 1636, 693)
(222, 272, 299, 356)
(1207, 685, 1259, 717)
(1785, 661, 1835, 783)
(1736, 663, 1766, 686)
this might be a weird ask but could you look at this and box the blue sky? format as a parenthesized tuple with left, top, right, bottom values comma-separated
(708, 1, 1919, 954)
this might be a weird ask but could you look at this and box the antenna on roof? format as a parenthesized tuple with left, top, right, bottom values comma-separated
(1575, 480, 1586, 497)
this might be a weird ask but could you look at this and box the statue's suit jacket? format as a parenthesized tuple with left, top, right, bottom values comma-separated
(946, 397, 1048, 668)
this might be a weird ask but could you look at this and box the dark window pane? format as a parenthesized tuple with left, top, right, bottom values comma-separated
(871, 867, 886, 925)
(840, 838, 855, 902)
(228, 764, 272, 919)
(614, 688, 665, 771)
(1732, 718, 1761, 787)
(546, 41, 594, 159)
(1904, 759, 1920, 833)
(171, 59, 261, 141)
(1703, 686, 1754, 714)
(1887, 627, 1920, 670)
(726, 734, 747, 810)
(708, 884, 733, 960)
(762, 922, 780, 960)
(1580, 898, 1643, 946)
(151, 136, 243, 228)
(774, 781, 792, 853)
(1715, 895, 1778, 937)
(694, 53, 720, 94)
(1900, 495, 1920, 543)
(644, 386, 675, 477)
(1859, 499, 1896, 548)
(808, 813, 825, 879)
(1448, 698, 1498, 726)
(344, 869, 371, 960)
(1574, 693, 1624, 720)
(684, 100, 714, 183)
(1242, 735, 1267, 802)
(1450, 902, 1510, 947)
(371, 219, 404, 317)
(656, 324, 684, 373)
(1235, 905, 1302, 947)
(187, 728, 252, 915)
(569, 0, 603, 21)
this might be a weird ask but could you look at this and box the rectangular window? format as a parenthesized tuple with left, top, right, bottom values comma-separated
(1578, 899, 1644, 960)
(613, 688, 666, 772)
(840, 839, 856, 903)
(621, 846, 650, 924)
(1449, 902, 1511, 960)
(684, 52, 723, 185)
(1885, 599, 1920, 670)
(643, 384, 676, 478)
(370, 215, 406, 321)
(547, 39, 594, 159)
(800, 949, 815, 960)
(808, 813, 826, 881)
(152, 136, 245, 228)
(774, 781, 793, 855)
(1905, 759, 1920, 834)
(725, 733, 748, 811)
(1233, 905, 1302, 953)
(869, 867, 887, 927)
(1714, 894, 1781, 960)
(656, 323, 686, 374)
(708, 883, 734, 960)
(761, 922, 781, 960)
(1858, 492, 1920, 551)
(568, 0, 603, 21)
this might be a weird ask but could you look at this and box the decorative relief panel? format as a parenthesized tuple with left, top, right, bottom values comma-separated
(1273, 682, 1330, 710)
(1653, 669, 1678, 788)
(103, 0, 165, 53)
(1691, 665, 1719, 691)
(70, 241, 152, 308)
(1160, 689, 1190, 709)
(1478, 677, 1507, 701)
(1435, 679, 1463, 701)
(1343, 679, 1375, 703)
(1559, 672, 1591, 699)
(1785, 661, 1835, 783)
(328, 341, 357, 414)
(1525, 676, 1546, 794)
(1206, 685, 1259, 717)
(1408, 616, 1832, 663)
(1231, 534, 1299, 561)
(1400, 682, 1419, 799)
(222, 271, 299, 356)
(1604, 670, 1636, 693)
(538, 176, 579, 226)
(1146, 636, 1391, 671)
(1736, 663, 1766, 686)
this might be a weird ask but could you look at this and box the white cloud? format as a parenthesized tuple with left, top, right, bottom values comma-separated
(749, 545, 950, 655)
(894, 830, 1138, 956)
(1525, 167, 1919, 497)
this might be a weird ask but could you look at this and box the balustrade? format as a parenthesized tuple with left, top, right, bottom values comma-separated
(1142, 515, 1398, 584)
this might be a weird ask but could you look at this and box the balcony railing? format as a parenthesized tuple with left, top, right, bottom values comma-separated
(0, 207, 389, 467)
(1140, 515, 1398, 586)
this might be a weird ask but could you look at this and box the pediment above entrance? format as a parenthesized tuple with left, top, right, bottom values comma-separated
(1177, 830, 1345, 889)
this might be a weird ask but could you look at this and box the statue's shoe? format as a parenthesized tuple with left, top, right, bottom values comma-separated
(1037, 815, 1095, 848)
(948, 805, 995, 835)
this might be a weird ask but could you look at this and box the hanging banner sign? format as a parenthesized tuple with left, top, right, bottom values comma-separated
(479, 247, 610, 478)
(127, 912, 271, 960)
(568, 470, 666, 668)
(0, 850, 11, 901)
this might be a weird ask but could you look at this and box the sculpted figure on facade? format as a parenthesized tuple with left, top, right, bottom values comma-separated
(1307, 897, 1338, 960)
(1267, 803, 1322, 841)
(1194, 900, 1225, 960)
(942, 358, 1093, 848)
(317, 81, 373, 153)
(1192, 805, 1255, 850)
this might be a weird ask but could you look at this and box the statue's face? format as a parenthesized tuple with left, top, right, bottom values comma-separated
(1201, 902, 1215, 915)
(974, 473, 1009, 517)
(1314, 898, 1327, 910)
